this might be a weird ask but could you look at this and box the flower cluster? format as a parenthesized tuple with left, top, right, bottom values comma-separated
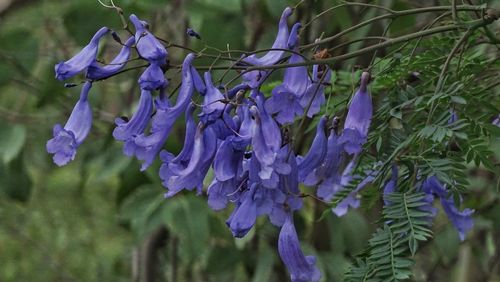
(47, 7, 474, 281)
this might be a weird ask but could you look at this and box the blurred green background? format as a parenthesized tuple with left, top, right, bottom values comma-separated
(0, 0, 499, 281)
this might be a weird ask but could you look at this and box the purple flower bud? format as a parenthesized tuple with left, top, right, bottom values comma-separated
(278, 213, 321, 282)
(46, 82, 93, 166)
(186, 27, 201, 39)
(287, 23, 302, 50)
(55, 27, 109, 81)
(297, 117, 327, 182)
(129, 14, 168, 65)
(313, 130, 344, 200)
(448, 109, 458, 124)
(191, 66, 206, 95)
(338, 72, 372, 154)
(113, 89, 153, 156)
(440, 196, 474, 241)
(138, 63, 167, 90)
(199, 72, 225, 123)
(86, 36, 134, 80)
(214, 139, 244, 181)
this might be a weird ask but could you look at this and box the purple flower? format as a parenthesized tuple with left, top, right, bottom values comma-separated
(241, 7, 293, 88)
(448, 109, 458, 124)
(299, 65, 331, 117)
(492, 114, 500, 127)
(46, 82, 93, 166)
(382, 165, 398, 206)
(113, 89, 153, 156)
(86, 36, 134, 80)
(297, 117, 327, 182)
(278, 213, 321, 282)
(440, 196, 474, 241)
(214, 138, 244, 182)
(207, 177, 242, 211)
(313, 130, 344, 201)
(226, 183, 259, 238)
(265, 24, 309, 124)
(55, 27, 109, 81)
(133, 54, 196, 170)
(138, 64, 167, 90)
(191, 66, 206, 95)
(421, 176, 474, 241)
(199, 72, 226, 123)
(129, 14, 168, 65)
(162, 123, 217, 197)
(338, 72, 372, 155)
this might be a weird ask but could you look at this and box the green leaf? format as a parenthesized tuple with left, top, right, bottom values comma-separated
(0, 123, 26, 164)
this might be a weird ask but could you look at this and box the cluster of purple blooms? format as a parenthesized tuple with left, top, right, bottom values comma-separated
(47, 7, 474, 281)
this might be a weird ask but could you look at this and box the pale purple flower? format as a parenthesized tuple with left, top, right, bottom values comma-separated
(278, 213, 321, 282)
(46, 82, 93, 166)
(199, 72, 226, 123)
(338, 72, 372, 154)
(55, 27, 109, 80)
(86, 36, 134, 80)
(299, 65, 331, 117)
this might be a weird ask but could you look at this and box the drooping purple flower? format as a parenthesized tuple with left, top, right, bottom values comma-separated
(55, 27, 109, 81)
(312, 130, 344, 201)
(278, 213, 321, 282)
(226, 183, 259, 238)
(214, 138, 245, 182)
(191, 66, 206, 95)
(207, 177, 242, 211)
(129, 14, 168, 65)
(46, 82, 93, 166)
(265, 23, 309, 124)
(113, 89, 153, 156)
(186, 27, 201, 39)
(440, 196, 474, 241)
(448, 109, 458, 124)
(492, 114, 500, 127)
(421, 176, 474, 241)
(382, 165, 398, 206)
(338, 72, 372, 155)
(297, 117, 327, 182)
(241, 7, 293, 88)
(138, 63, 167, 90)
(199, 72, 226, 123)
(299, 65, 331, 117)
(162, 124, 217, 197)
(133, 54, 196, 170)
(86, 36, 134, 80)
(332, 160, 377, 217)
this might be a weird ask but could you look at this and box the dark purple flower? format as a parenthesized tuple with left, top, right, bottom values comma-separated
(133, 54, 196, 170)
(278, 213, 321, 282)
(299, 65, 331, 117)
(297, 117, 327, 182)
(129, 14, 168, 65)
(86, 36, 134, 80)
(492, 114, 500, 127)
(138, 63, 167, 90)
(55, 27, 109, 81)
(46, 82, 93, 166)
(338, 72, 372, 155)
(382, 165, 398, 206)
(186, 27, 201, 39)
(113, 89, 153, 156)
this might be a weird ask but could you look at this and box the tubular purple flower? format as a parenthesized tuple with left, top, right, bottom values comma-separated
(278, 213, 321, 282)
(314, 130, 344, 201)
(133, 54, 196, 170)
(46, 82, 93, 166)
(200, 72, 225, 122)
(297, 117, 327, 182)
(129, 14, 168, 65)
(138, 63, 167, 90)
(214, 139, 244, 181)
(299, 65, 331, 117)
(191, 67, 206, 95)
(113, 89, 153, 156)
(440, 197, 474, 241)
(86, 36, 134, 80)
(163, 124, 217, 197)
(241, 7, 293, 88)
(492, 114, 500, 127)
(338, 72, 372, 155)
(382, 165, 398, 206)
(207, 177, 241, 211)
(55, 27, 109, 81)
